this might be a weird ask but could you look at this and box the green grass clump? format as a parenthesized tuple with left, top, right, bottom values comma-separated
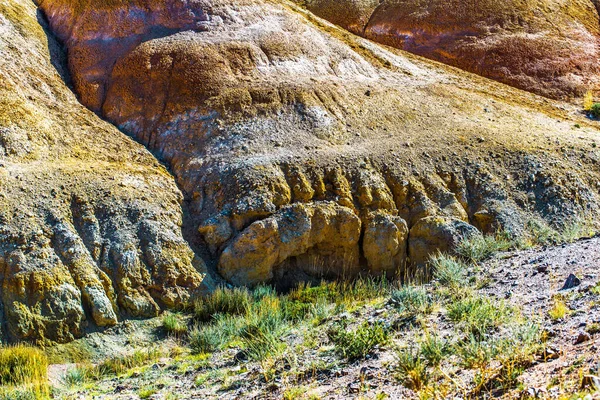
(457, 324, 543, 391)
(239, 295, 288, 360)
(586, 322, 600, 335)
(188, 325, 225, 354)
(64, 348, 162, 384)
(494, 325, 543, 388)
(240, 329, 285, 361)
(194, 286, 252, 321)
(288, 278, 390, 307)
(447, 296, 513, 337)
(191, 288, 289, 360)
(430, 254, 468, 290)
(0, 387, 40, 400)
(390, 286, 433, 317)
(455, 334, 500, 369)
(97, 348, 161, 377)
(455, 232, 513, 263)
(394, 346, 428, 390)
(189, 279, 391, 358)
(548, 297, 569, 320)
(139, 386, 157, 399)
(63, 348, 161, 384)
(419, 334, 449, 367)
(328, 321, 389, 361)
(63, 365, 91, 386)
(0, 345, 49, 398)
(524, 219, 559, 247)
(162, 312, 188, 337)
(559, 220, 595, 243)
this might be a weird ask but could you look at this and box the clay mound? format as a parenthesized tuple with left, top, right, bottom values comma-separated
(37, 0, 600, 295)
(0, 0, 211, 344)
(294, 0, 600, 100)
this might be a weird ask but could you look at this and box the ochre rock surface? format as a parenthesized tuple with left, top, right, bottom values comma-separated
(0, 0, 212, 344)
(5, 0, 600, 343)
(36, 0, 600, 292)
(295, 0, 600, 100)
(408, 216, 481, 267)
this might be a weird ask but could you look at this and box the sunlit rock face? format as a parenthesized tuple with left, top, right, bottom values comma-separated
(19, 0, 600, 319)
(4, 0, 599, 346)
(295, 0, 600, 100)
(0, 0, 212, 344)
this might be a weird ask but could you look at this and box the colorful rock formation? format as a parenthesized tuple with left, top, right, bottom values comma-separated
(2, 0, 600, 343)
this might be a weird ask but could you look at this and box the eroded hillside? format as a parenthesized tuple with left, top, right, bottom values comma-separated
(0, 0, 212, 344)
(2, 0, 600, 344)
(294, 0, 600, 100)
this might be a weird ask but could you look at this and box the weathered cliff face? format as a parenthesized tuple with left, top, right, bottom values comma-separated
(294, 0, 600, 100)
(36, 0, 600, 295)
(0, 0, 212, 344)
(4, 0, 600, 343)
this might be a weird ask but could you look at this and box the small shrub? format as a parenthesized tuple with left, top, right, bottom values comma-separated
(162, 312, 188, 337)
(0, 387, 39, 400)
(240, 327, 285, 361)
(469, 324, 543, 391)
(455, 232, 513, 263)
(189, 324, 230, 354)
(390, 286, 433, 317)
(548, 298, 569, 320)
(447, 296, 513, 337)
(394, 346, 428, 390)
(586, 322, 600, 335)
(495, 324, 543, 388)
(0, 345, 48, 397)
(328, 321, 389, 361)
(589, 102, 600, 119)
(139, 386, 157, 399)
(282, 386, 306, 400)
(63, 365, 96, 386)
(430, 254, 468, 289)
(419, 334, 449, 367)
(525, 219, 559, 247)
(455, 334, 499, 369)
(194, 286, 252, 322)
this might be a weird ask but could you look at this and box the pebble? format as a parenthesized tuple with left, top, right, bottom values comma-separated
(575, 331, 592, 344)
(560, 274, 581, 290)
(348, 383, 360, 393)
(537, 264, 549, 273)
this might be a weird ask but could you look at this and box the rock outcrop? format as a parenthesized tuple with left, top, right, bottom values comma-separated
(0, 0, 212, 344)
(4, 0, 600, 343)
(37, 0, 600, 285)
(294, 0, 600, 100)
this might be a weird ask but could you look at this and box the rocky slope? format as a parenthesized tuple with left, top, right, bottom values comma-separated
(38, 0, 600, 284)
(294, 0, 600, 100)
(3, 0, 600, 344)
(0, 0, 212, 344)
(43, 238, 600, 399)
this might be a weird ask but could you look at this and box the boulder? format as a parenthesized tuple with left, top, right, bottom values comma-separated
(362, 211, 409, 278)
(408, 216, 481, 267)
(218, 202, 362, 287)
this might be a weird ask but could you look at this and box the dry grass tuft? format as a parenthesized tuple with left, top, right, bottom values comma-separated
(0, 344, 49, 398)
